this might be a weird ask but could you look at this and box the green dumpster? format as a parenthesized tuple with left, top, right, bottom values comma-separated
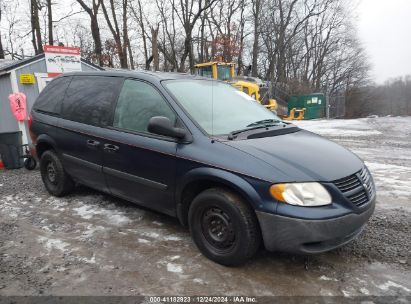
(288, 93, 326, 120)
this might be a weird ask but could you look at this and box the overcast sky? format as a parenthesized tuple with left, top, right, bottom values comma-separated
(357, 0, 411, 84)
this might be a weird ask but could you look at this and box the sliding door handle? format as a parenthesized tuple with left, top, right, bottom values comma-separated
(103, 144, 119, 153)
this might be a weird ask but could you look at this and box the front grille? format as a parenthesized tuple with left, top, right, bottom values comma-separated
(333, 167, 375, 207)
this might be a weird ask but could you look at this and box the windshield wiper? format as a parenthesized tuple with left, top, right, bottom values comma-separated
(246, 119, 282, 127)
(228, 119, 287, 140)
(228, 124, 278, 140)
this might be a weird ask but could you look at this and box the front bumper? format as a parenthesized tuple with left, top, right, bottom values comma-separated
(256, 198, 376, 254)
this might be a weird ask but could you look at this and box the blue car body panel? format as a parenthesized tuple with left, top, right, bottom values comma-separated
(30, 70, 376, 254)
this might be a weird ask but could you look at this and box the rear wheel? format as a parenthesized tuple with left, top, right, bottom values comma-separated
(40, 150, 74, 196)
(188, 188, 261, 266)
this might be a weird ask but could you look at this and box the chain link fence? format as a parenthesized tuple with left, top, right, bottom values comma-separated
(327, 93, 346, 118)
(268, 83, 290, 116)
(267, 81, 347, 119)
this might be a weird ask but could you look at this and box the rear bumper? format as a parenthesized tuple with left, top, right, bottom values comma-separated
(256, 199, 376, 254)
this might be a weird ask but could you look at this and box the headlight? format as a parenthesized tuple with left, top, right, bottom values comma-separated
(269, 182, 332, 207)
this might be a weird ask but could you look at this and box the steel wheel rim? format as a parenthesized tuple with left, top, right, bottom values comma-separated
(201, 206, 235, 250)
(46, 162, 57, 184)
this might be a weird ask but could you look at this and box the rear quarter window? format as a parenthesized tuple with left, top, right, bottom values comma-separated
(33, 76, 72, 115)
(61, 76, 123, 126)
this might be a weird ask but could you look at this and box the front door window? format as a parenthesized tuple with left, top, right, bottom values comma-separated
(113, 79, 176, 134)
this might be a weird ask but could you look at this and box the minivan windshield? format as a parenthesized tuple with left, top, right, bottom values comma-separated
(163, 79, 281, 135)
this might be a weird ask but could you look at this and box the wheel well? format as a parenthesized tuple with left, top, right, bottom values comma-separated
(36, 142, 54, 159)
(178, 179, 254, 226)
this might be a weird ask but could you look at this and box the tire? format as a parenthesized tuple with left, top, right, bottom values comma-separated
(188, 188, 261, 266)
(40, 150, 74, 197)
(24, 157, 37, 170)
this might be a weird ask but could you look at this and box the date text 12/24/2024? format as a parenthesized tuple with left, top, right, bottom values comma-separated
(148, 296, 257, 303)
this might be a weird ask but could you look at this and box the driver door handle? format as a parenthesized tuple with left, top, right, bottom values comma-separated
(86, 139, 100, 148)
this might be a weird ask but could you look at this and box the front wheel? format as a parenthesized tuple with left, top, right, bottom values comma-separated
(188, 188, 261, 266)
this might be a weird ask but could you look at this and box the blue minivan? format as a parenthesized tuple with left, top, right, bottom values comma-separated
(30, 71, 376, 266)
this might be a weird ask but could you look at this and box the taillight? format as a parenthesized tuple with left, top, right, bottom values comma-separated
(28, 114, 37, 144)
(28, 115, 33, 130)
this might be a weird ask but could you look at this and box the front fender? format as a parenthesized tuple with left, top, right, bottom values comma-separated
(176, 167, 263, 224)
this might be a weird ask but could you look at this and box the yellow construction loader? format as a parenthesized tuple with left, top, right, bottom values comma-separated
(194, 61, 278, 111)
(282, 108, 306, 121)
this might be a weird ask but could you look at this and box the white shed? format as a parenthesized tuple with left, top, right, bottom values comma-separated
(0, 53, 103, 143)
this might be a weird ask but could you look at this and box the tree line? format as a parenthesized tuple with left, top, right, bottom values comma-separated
(0, 0, 368, 94)
(11, 0, 410, 118)
(346, 76, 411, 118)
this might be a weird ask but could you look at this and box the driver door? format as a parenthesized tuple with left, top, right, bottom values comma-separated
(102, 79, 179, 215)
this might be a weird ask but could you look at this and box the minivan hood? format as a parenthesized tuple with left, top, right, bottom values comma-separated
(223, 130, 364, 182)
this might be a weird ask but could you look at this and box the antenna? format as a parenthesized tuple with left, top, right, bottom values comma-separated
(211, 79, 214, 137)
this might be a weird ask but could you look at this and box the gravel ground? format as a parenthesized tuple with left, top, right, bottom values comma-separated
(0, 116, 410, 297)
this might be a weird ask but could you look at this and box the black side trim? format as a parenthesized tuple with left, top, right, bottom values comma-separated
(33, 109, 61, 117)
(62, 153, 101, 171)
(103, 167, 168, 191)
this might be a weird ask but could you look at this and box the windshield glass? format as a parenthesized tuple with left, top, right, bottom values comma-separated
(217, 66, 232, 81)
(163, 79, 281, 135)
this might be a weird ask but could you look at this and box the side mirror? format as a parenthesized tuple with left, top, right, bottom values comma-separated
(148, 116, 187, 139)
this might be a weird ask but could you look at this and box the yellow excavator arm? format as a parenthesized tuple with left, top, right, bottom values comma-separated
(194, 61, 277, 112)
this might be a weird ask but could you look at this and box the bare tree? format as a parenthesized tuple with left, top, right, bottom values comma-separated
(151, 25, 160, 71)
(208, 0, 242, 62)
(155, 0, 180, 71)
(123, 0, 134, 69)
(198, 8, 207, 62)
(251, 0, 261, 77)
(236, 0, 247, 75)
(0, 5, 4, 59)
(345, 75, 410, 118)
(1, 0, 26, 59)
(47, 0, 53, 45)
(76, 0, 103, 66)
(172, 0, 217, 72)
(0, 0, 371, 103)
(101, 0, 130, 68)
(130, 0, 150, 69)
(31, 0, 43, 54)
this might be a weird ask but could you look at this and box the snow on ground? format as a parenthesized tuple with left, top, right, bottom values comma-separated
(0, 116, 410, 296)
(73, 203, 131, 226)
(294, 116, 411, 210)
(295, 118, 383, 136)
(294, 116, 411, 139)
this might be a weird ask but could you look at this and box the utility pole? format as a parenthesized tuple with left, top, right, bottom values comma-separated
(326, 94, 330, 119)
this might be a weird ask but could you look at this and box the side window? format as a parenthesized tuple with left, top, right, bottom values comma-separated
(33, 76, 71, 115)
(113, 79, 176, 134)
(62, 76, 123, 126)
(196, 66, 213, 78)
